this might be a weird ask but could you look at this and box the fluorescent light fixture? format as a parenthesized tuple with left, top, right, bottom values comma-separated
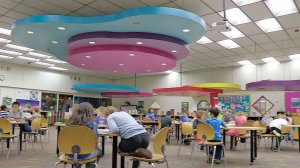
(265, 0, 298, 17)
(136, 42, 143, 45)
(17, 56, 39, 62)
(255, 18, 283, 33)
(161, 63, 167, 66)
(34, 62, 54, 66)
(217, 39, 240, 49)
(165, 70, 178, 73)
(45, 59, 66, 64)
(218, 8, 251, 25)
(119, 63, 124, 66)
(58, 27, 66, 30)
(85, 55, 91, 58)
(0, 28, 11, 35)
(289, 54, 300, 60)
(221, 26, 245, 39)
(261, 57, 279, 63)
(232, 0, 261, 6)
(113, 70, 118, 73)
(182, 29, 191, 32)
(51, 41, 58, 44)
(129, 54, 135, 56)
(0, 49, 22, 56)
(146, 70, 151, 72)
(89, 41, 95, 44)
(81, 64, 85, 66)
(196, 36, 213, 44)
(238, 60, 253, 65)
(171, 50, 177, 53)
(27, 31, 34, 34)
(0, 38, 11, 44)
(0, 55, 13, 59)
(48, 66, 68, 71)
(27, 52, 51, 58)
(5, 44, 33, 52)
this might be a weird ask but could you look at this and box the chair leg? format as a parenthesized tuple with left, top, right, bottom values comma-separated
(94, 163, 98, 168)
(53, 161, 61, 168)
(222, 144, 227, 168)
(1, 139, 3, 155)
(126, 159, 131, 168)
(165, 159, 170, 168)
(6, 139, 10, 159)
(39, 135, 44, 150)
(178, 139, 184, 157)
(211, 146, 216, 168)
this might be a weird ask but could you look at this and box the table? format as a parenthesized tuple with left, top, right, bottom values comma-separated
(137, 121, 158, 126)
(286, 125, 300, 152)
(10, 121, 27, 152)
(54, 122, 66, 156)
(173, 121, 181, 142)
(223, 126, 266, 165)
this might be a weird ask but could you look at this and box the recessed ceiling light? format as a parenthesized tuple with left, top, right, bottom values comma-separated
(0, 49, 22, 56)
(129, 53, 135, 56)
(119, 63, 124, 66)
(17, 56, 39, 62)
(0, 28, 11, 35)
(85, 55, 91, 58)
(48, 66, 68, 71)
(217, 39, 240, 49)
(0, 55, 13, 59)
(265, 0, 298, 17)
(238, 60, 253, 65)
(136, 42, 143, 45)
(34, 62, 54, 66)
(171, 50, 177, 53)
(146, 70, 151, 72)
(89, 41, 96, 44)
(288, 54, 300, 60)
(221, 26, 245, 39)
(218, 8, 251, 25)
(261, 57, 279, 64)
(27, 31, 34, 34)
(5, 44, 33, 52)
(232, 0, 261, 6)
(161, 63, 167, 66)
(45, 58, 66, 63)
(51, 41, 58, 44)
(113, 70, 118, 73)
(165, 70, 177, 73)
(58, 27, 66, 30)
(27, 52, 51, 58)
(182, 29, 190, 32)
(0, 38, 11, 44)
(81, 64, 85, 66)
(196, 36, 213, 44)
(255, 18, 283, 33)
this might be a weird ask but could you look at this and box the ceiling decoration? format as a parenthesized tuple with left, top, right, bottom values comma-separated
(191, 83, 241, 92)
(101, 92, 153, 98)
(246, 80, 300, 91)
(152, 86, 223, 97)
(11, 7, 206, 73)
(72, 84, 139, 94)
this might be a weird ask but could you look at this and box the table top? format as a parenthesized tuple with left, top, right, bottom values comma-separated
(54, 122, 66, 127)
(223, 126, 266, 130)
(286, 125, 300, 128)
(99, 132, 120, 137)
(138, 120, 158, 124)
(9, 120, 27, 124)
(98, 124, 107, 128)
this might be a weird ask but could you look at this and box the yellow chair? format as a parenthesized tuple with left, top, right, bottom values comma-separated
(126, 127, 170, 168)
(23, 118, 43, 151)
(54, 126, 99, 168)
(178, 122, 194, 157)
(39, 117, 49, 142)
(196, 123, 226, 168)
(0, 118, 18, 159)
(261, 125, 291, 151)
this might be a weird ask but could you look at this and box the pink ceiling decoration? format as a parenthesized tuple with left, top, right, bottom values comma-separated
(101, 92, 153, 98)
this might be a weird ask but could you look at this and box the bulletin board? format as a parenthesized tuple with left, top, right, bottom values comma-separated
(218, 95, 251, 112)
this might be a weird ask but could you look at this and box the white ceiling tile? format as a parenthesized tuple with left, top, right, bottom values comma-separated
(67, 12, 83, 16)
(293, 38, 300, 46)
(190, 44, 211, 53)
(22, 0, 70, 14)
(159, 2, 181, 8)
(201, 13, 223, 27)
(275, 56, 291, 62)
(254, 51, 270, 58)
(4, 10, 27, 19)
(0, 1, 19, 9)
(174, 0, 214, 15)
(240, 1, 273, 21)
(107, 0, 146, 9)
(201, 0, 236, 12)
(244, 45, 264, 52)
(249, 34, 272, 44)
(189, 48, 199, 54)
(286, 28, 300, 38)
(283, 47, 300, 55)
(216, 50, 235, 56)
(74, 0, 96, 5)
(233, 37, 255, 46)
(138, 0, 169, 6)
(192, 54, 211, 60)
(75, 6, 106, 15)
(204, 42, 226, 50)
(275, 40, 296, 49)
(228, 55, 244, 61)
(259, 42, 279, 51)
(267, 50, 285, 57)
(231, 47, 249, 54)
(13, 4, 47, 15)
(206, 51, 223, 58)
(267, 30, 290, 41)
(0, 22, 12, 29)
(240, 53, 257, 59)
(204, 30, 227, 41)
(0, 16, 15, 24)
(235, 22, 263, 35)
(89, 0, 124, 13)
(42, 0, 84, 11)
(277, 13, 300, 29)
(0, 6, 9, 15)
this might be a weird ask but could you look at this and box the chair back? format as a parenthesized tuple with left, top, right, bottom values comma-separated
(240, 121, 255, 134)
(58, 126, 97, 155)
(181, 122, 194, 136)
(143, 117, 152, 122)
(0, 119, 12, 134)
(31, 118, 42, 131)
(253, 121, 266, 134)
(228, 121, 236, 125)
(196, 123, 215, 141)
(153, 127, 169, 154)
(281, 126, 291, 134)
(41, 118, 48, 128)
(157, 120, 162, 130)
(293, 115, 300, 125)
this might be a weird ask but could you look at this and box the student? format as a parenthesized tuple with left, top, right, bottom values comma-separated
(66, 102, 102, 168)
(205, 107, 225, 164)
(223, 109, 235, 123)
(146, 108, 156, 121)
(95, 106, 107, 125)
(161, 111, 172, 128)
(105, 106, 151, 168)
(180, 112, 191, 122)
(270, 114, 288, 151)
(31, 106, 42, 119)
(285, 112, 294, 144)
(193, 111, 206, 129)
(261, 111, 273, 134)
(0, 105, 9, 118)
(8, 102, 24, 119)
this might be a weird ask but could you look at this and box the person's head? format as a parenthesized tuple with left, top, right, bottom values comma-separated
(96, 106, 106, 117)
(12, 102, 20, 113)
(223, 109, 229, 114)
(149, 108, 154, 113)
(103, 106, 118, 118)
(0, 105, 7, 111)
(286, 112, 292, 117)
(277, 114, 286, 119)
(32, 106, 40, 113)
(66, 102, 94, 126)
(166, 111, 171, 116)
(210, 107, 220, 118)
(265, 111, 271, 117)
(196, 110, 206, 120)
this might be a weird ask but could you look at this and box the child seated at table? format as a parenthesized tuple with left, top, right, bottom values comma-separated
(31, 106, 41, 119)
(193, 111, 206, 130)
(105, 106, 151, 168)
(66, 102, 102, 168)
(205, 107, 226, 164)
(270, 114, 288, 152)
(95, 106, 107, 126)
(161, 111, 172, 129)
(261, 111, 273, 134)
(180, 112, 191, 122)
(0, 105, 8, 118)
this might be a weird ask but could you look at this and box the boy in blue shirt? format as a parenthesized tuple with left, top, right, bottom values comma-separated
(205, 107, 226, 164)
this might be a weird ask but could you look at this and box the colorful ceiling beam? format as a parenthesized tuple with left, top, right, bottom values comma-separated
(191, 83, 241, 92)
(152, 86, 223, 97)
(246, 80, 300, 91)
(12, 7, 206, 73)
(101, 92, 153, 98)
(72, 84, 139, 94)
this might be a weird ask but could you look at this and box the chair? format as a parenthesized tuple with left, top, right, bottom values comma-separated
(261, 126, 291, 151)
(54, 126, 99, 168)
(178, 122, 194, 157)
(126, 127, 170, 168)
(0, 118, 18, 159)
(23, 118, 43, 151)
(196, 123, 226, 168)
(39, 117, 49, 142)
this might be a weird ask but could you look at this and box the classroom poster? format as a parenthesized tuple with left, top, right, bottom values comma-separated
(16, 99, 40, 110)
(16, 90, 30, 100)
(2, 97, 12, 106)
(30, 91, 38, 100)
(218, 95, 251, 112)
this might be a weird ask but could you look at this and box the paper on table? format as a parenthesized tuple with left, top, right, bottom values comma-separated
(98, 129, 110, 134)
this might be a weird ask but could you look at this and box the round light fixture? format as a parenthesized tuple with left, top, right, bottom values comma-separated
(27, 31, 34, 34)
(85, 55, 91, 58)
(161, 63, 167, 66)
(89, 41, 96, 44)
(171, 50, 177, 53)
(129, 53, 135, 57)
(136, 42, 143, 45)
(119, 63, 124, 66)
(51, 41, 58, 44)
(182, 29, 190, 32)
(58, 27, 66, 30)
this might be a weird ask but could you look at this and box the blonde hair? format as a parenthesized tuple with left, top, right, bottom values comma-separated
(32, 106, 40, 113)
(67, 102, 95, 126)
(196, 110, 206, 121)
(103, 106, 118, 117)
(95, 106, 106, 117)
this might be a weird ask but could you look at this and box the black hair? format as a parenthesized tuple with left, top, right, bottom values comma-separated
(12, 102, 20, 107)
(0, 105, 6, 111)
(210, 107, 220, 117)
(166, 111, 171, 116)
